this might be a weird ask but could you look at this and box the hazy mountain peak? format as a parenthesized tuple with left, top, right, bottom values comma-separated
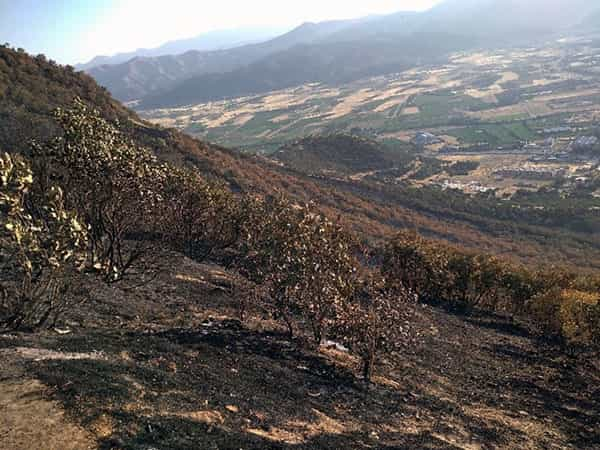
(85, 0, 600, 105)
(76, 26, 288, 71)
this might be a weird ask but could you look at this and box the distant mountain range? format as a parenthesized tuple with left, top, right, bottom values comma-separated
(85, 18, 370, 102)
(82, 0, 600, 108)
(76, 26, 288, 71)
(139, 32, 476, 109)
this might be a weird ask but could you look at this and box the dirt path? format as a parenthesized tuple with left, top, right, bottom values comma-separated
(0, 369, 95, 450)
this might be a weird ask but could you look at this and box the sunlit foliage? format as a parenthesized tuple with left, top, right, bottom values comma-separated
(0, 153, 86, 330)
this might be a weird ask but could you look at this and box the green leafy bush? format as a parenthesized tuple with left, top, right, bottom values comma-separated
(234, 196, 359, 343)
(32, 100, 166, 282)
(559, 290, 600, 345)
(530, 289, 600, 345)
(384, 230, 600, 346)
(0, 153, 86, 330)
(382, 230, 446, 302)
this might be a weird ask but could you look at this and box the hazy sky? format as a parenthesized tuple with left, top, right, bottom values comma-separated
(0, 0, 442, 65)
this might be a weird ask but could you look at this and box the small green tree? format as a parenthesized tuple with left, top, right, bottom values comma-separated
(225, 270, 266, 323)
(32, 100, 165, 282)
(234, 195, 361, 342)
(0, 153, 86, 330)
(442, 251, 505, 311)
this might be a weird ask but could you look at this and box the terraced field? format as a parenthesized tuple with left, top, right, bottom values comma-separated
(140, 38, 600, 155)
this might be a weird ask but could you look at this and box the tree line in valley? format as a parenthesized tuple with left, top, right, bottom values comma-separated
(1, 101, 598, 382)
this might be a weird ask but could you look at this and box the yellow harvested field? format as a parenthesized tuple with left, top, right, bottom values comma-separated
(530, 78, 561, 86)
(233, 113, 254, 126)
(451, 52, 507, 66)
(140, 41, 600, 157)
(374, 95, 409, 113)
(401, 106, 420, 115)
(152, 117, 178, 127)
(328, 88, 375, 118)
(467, 86, 600, 121)
(380, 131, 413, 141)
(439, 135, 460, 145)
(387, 78, 420, 89)
(369, 85, 426, 107)
(271, 113, 290, 123)
(534, 88, 600, 103)
(205, 111, 240, 128)
(421, 70, 461, 89)
(370, 86, 413, 102)
(468, 101, 552, 120)
(464, 89, 489, 98)
(465, 89, 498, 104)
(464, 72, 518, 104)
(498, 71, 519, 84)
(260, 86, 338, 110)
(260, 93, 301, 108)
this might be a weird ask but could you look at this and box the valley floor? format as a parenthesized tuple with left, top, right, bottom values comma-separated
(1, 256, 599, 450)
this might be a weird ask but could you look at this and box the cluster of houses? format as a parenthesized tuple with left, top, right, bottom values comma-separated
(572, 135, 599, 151)
(439, 180, 494, 193)
(412, 131, 442, 147)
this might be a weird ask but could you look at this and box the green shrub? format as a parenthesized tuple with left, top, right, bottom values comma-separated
(0, 153, 86, 330)
(531, 288, 600, 345)
(382, 230, 600, 348)
(234, 195, 359, 342)
(32, 100, 165, 282)
(293, 207, 358, 344)
(383, 231, 506, 310)
(382, 231, 445, 302)
(559, 290, 600, 345)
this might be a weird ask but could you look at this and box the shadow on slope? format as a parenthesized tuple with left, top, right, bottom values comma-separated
(6, 306, 595, 450)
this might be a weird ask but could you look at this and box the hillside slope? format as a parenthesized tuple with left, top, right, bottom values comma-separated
(1, 254, 598, 449)
(76, 26, 287, 71)
(1, 43, 599, 450)
(4, 45, 600, 269)
(0, 46, 131, 154)
(86, 20, 363, 102)
(273, 134, 412, 176)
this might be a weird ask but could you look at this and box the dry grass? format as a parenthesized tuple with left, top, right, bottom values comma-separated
(401, 105, 421, 115)
(328, 88, 375, 118)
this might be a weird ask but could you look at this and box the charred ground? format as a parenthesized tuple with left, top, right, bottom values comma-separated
(1, 255, 599, 450)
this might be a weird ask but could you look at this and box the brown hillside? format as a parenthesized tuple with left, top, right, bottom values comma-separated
(272, 134, 407, 176)
(2, 44, 600, 269)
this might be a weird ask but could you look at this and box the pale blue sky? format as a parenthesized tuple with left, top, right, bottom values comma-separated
(0, 0, 442, 65)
